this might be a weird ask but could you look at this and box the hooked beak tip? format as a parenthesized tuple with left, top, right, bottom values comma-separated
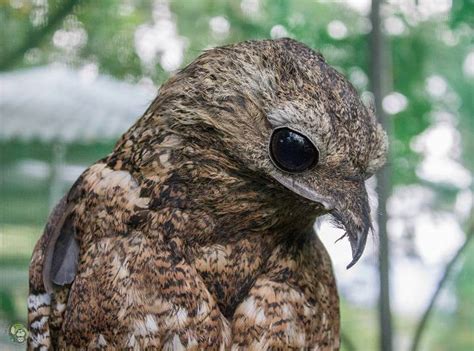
(345, 229, 369, 269)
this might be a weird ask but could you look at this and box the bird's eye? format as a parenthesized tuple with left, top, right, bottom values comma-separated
(269, 127, 319, 173)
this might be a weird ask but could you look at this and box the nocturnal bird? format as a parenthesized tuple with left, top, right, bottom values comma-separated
(28, 38, 387, 350)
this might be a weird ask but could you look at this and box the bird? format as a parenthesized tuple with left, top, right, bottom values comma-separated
(27, 38, 387, 350)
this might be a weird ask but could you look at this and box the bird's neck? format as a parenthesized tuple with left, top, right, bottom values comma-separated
(159, 164, 316, 245)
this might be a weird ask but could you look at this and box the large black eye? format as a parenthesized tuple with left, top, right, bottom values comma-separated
(269, 127, 319, 173)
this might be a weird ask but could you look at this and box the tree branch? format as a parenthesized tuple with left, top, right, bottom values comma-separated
(369, 0, 394, 350)
(410, 213, 474, 351)
(0, 0, 83, 71)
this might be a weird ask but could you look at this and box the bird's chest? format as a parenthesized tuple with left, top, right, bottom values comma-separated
(188, 239, 272, 318)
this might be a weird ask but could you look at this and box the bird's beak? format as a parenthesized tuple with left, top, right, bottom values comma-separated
(329, 181, 372, 269)
(270, 172, 371, 269)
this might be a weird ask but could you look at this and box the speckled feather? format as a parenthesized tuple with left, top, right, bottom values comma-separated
(28, 39, 386, 350)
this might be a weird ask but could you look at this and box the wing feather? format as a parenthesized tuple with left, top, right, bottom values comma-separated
(41, 197, 78, 293)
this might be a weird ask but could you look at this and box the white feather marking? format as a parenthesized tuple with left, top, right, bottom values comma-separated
(159, 152, 171, 168)
(175, 307, 188, 327)
(145, 314, 158, 333)
(116, 263, 129, 279)
(237, 296, 267, 325)
(238, 296, 256, 317)
(255, 307, 266, 324)
(30, 316, 48, 330)
(164, 335, 185, 351)
(55, 303, 66, 313)
(134, 320, 148, 336)
(197, 301, 209, 317)
(281, 304, 294, 318)
(321, 312, 327, 326)
(94, 169, 139, 196)
(303, 303, 314, 318)
(30, 329, 50, 348)
(172, 334, 185, 351)
(97, 334, 107, 346)
(187, 336, 198, 347)
(28, 293, 51, 310)
(286, 321, 305, 347)
(127, 334, 136, 347)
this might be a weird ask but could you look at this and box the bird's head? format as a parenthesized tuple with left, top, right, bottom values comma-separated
(142, 38, 388, 267)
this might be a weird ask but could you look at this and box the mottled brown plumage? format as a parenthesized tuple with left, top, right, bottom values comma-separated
(28, 38, 387, 350)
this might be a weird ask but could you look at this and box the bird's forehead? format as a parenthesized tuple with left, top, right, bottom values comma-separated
(172, 39, 385, 174)
(266, 96, 376, 172)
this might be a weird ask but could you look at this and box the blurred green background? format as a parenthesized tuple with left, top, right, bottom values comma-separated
(0, 0, 473, 350)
